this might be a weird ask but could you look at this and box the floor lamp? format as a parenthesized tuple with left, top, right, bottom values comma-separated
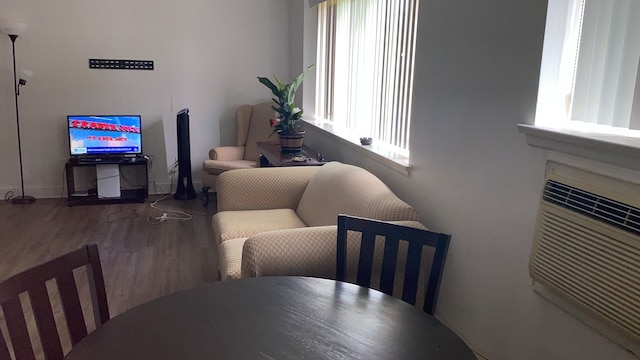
(1, 20, 35, 204)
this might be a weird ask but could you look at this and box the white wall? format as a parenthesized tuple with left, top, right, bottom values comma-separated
(297, 1, 637, 359)
(0, 0, 291, 196)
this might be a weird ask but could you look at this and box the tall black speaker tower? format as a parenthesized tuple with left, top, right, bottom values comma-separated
(174, 108, 197, 200)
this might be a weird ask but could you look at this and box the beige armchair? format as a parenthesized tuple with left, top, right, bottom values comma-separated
(201, 102, 274, 205)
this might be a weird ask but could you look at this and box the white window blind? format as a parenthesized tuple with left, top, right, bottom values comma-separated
(572, 0, 640, 129)
(315, 0, 419, 151)
(536, 0, 640, 132)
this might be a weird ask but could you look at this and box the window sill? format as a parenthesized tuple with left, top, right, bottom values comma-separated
(302, 119, 412, 176)
(517, 124, 640, 171)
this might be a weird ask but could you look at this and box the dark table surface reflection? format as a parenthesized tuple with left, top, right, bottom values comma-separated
(66, 276, 475, 360)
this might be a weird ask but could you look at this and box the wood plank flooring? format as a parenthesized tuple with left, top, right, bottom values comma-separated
(0, 196, 219, 317)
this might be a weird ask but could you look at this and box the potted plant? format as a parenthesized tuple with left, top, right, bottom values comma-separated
(258, 64, 314, 152)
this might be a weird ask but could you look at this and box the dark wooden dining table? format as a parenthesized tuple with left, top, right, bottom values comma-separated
(65, 276, 475, 360)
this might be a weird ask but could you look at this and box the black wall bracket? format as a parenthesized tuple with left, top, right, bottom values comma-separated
(89, 59, 154, 70)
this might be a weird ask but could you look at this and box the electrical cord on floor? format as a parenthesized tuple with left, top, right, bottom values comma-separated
(140, 154, 192, 224)
(148, 158, 178, 196)
(3, 191, 14, 202)
(146, 193, 193, 224)
(107, 207, 139, 223)
(148, 169, 159, 195)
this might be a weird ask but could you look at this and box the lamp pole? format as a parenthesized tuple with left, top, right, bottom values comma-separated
(8, 33, 35, 204)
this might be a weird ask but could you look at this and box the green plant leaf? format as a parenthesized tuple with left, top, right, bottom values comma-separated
(288, 64, 315, 103)
(258, 77, 281, 97)
(273, 74, 285, 89)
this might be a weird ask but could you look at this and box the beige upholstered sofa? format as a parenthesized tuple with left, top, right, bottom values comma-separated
(212, 161, 422, 280)
(201, 102, 274, 205)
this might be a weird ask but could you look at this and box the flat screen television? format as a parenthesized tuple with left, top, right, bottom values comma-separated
(68, 115, 142, 157)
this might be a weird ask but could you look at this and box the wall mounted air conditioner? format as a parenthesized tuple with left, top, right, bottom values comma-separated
(530, 161, 640, 356)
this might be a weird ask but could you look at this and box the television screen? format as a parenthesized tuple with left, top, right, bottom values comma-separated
(68, 115, 142, 156)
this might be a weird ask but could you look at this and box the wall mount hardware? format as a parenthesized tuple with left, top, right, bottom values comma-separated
(89, 59, 154, 70)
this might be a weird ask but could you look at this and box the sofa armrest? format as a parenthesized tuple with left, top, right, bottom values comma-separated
(241, 226, 338, 279)
(216, 166, 320, 211)
(209, 146, 246, 161)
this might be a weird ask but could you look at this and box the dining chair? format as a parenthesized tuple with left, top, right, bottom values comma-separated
(0, 244, 110, 360)
(336, 215, 451, 315)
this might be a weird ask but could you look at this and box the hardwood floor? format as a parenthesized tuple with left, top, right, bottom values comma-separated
(0, 195, 219, 317)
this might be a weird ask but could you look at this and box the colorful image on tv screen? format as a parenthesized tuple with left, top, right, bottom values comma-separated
(68, 115, 142, 155)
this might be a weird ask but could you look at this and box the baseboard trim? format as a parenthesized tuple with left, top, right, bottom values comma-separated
(0, 181, 204, 199)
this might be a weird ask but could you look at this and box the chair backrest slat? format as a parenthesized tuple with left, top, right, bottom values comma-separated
(87, 245, 109, 327)
(56, 271, 87, 345)
(28, 284, 64, 360)
(0, 325, 12, 360)
(424, 233, 451, 314)
(336, 215, 451, 315)
(2, 297, 35, 360)
(379, 235, 400, 295)
(356, 231, 377, 288)
(0, 244, 110, 359)
(401, 240, 424, 305)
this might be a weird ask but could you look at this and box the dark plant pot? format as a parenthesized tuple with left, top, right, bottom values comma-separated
(360, 137, 373, 145)
(279, 130, 305, 153)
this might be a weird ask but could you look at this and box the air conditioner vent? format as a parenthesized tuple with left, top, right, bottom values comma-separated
(530, 161, 640, 355)
(543, 179, 640, 236)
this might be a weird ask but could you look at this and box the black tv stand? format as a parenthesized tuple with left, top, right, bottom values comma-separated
(66, 157, 148, 206)
(72, 155, 141, 165)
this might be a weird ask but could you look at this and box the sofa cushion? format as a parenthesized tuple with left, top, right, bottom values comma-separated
(241, 226, 339, 279)
(218, 237, 248, 280)
(212, 209, 307, 245)
(296, 162, 420, 227)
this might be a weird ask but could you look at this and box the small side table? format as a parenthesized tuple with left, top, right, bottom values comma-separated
(257, 142, 327, 167)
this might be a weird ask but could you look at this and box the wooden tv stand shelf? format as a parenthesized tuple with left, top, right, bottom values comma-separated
(65, 157, 149, 206)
